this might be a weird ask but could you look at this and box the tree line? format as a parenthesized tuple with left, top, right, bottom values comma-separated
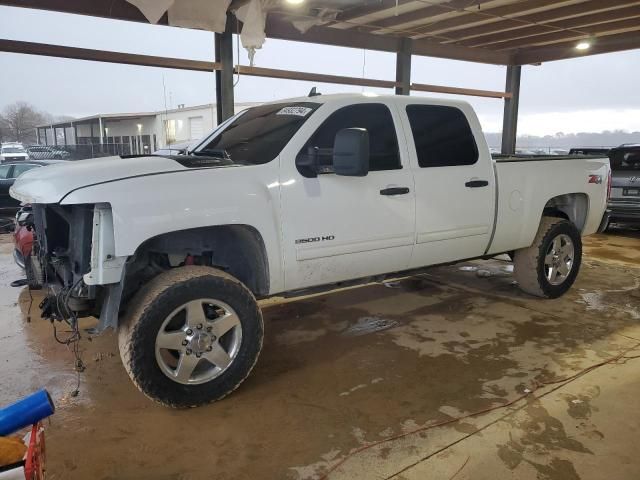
(0, 101, 65, 145)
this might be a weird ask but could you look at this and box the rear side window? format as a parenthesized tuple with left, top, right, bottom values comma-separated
(406, 105, 478, 168)
(0, 165, 10, 179)
(302, 103, 401, 171)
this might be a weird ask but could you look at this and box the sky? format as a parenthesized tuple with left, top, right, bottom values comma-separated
(1, 5, 639, 136)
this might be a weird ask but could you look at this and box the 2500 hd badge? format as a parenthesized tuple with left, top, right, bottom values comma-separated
(295, 235, 335, 244)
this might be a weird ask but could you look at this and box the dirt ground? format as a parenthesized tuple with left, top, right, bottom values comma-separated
(0, 227, 639, 480)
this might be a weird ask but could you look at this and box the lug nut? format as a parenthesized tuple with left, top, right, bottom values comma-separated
(206, 326, 212, 332)
(197, 324, 203, 330)
(207, 346, 213, 351)
(196, 353, 202, 358)
(186, 329, 193, 335)
(186, 348, 192, 355)
(211, 335, 217, 341)
(182, 340, 188, 346)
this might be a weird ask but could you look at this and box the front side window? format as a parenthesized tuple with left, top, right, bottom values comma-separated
(406, 105, 478, 168)
(300, 103, 401, 172)
(0, 165, 10, 179)
(195, 102, 320, 165)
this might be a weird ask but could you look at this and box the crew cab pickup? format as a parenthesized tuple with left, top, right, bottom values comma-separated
(10, 94, 609, 407)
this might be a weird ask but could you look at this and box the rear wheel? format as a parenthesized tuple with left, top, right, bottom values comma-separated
(513, 217, 582, 298)
(118, 266, 263, 407)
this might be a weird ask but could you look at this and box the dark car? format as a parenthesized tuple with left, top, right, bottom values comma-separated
(26, 145, 71, 160)
(600, 143, 640, 230)
(569, 147, 611, 156)
(0, 160, 65, 210)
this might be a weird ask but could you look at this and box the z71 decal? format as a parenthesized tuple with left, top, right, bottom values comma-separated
(295, 235, 335, 245)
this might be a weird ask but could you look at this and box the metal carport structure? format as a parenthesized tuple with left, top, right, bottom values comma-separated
(1, 0, 640, 154)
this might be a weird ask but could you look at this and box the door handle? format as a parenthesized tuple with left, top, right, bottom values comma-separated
(465, 180, 489, 188)
(380, 187, 410, 196)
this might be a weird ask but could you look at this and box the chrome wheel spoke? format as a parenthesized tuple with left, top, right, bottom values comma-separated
(185, 300, 208, 327)
(156, 330, 186, 351)
(211, 312, 241, 338)
(557, 262, 570, 276)
(174, 353, 200, 383)
(203, 343, 232, 369)
(548, 265, 558, 282)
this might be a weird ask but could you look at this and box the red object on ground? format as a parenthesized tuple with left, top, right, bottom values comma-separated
(23, 422, 46, 480)
(13, 223, 33, 269)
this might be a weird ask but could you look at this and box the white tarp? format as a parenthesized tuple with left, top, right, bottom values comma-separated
(235, 0, 277, 65)
(126, 0, 231, 32)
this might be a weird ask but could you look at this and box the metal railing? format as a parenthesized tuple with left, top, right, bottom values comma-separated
(25, 143, 145, 161)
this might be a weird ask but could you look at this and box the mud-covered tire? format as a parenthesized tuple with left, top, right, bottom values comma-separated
(513, 217, 582, 299)
(118, 266, 263, 408)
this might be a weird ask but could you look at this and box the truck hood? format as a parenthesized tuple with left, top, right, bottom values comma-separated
(10, 155, 190, 204)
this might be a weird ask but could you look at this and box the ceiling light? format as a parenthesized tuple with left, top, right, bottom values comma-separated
(285, 0, 305, 4)
(576, 41, 591, 51)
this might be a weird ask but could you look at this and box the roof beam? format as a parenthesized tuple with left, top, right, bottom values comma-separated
(514, 30, 640, 63)
(491, 18, 640, 50)
(409, 0, 580, 38)
(335, 0, 415, 23)
(265, 16, 512, 65)
(411, 82, 511, 99)
(441, 0, 640, 43)
(0, 38, 217, 71)
(348, 0, 491, 31)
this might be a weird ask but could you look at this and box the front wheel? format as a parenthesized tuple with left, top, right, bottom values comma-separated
(118, 266, 263, 407)
(513, 217, 582, 298)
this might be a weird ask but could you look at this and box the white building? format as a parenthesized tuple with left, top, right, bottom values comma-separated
(36, 102, 259, 157)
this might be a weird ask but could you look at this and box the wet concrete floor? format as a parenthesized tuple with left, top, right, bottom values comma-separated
(0, 228, 639, 480)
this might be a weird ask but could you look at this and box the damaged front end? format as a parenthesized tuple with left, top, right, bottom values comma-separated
(28, 203, 126, 333)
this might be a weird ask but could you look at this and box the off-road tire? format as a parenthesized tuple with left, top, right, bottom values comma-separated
(513, 217, 582, 298)
(118, 266, 263, 408)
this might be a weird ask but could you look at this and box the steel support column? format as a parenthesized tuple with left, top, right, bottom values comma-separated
(215, 14, 235, 125)
(501, 65, 521, 155)
(36, 128, 41, 145)
(98, 117, 104, 152)
(395, 38, 412, 96)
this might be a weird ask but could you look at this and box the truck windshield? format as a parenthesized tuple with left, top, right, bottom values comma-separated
(2, 147, 25, 153)
(193, 102, 320, 164)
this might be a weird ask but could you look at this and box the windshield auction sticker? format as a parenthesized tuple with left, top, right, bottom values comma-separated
(276, 106, 313, 117)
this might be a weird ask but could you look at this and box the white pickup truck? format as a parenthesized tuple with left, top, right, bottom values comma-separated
(11, 93, 609, 407)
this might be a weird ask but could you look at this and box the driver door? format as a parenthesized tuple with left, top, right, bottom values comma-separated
(279, 101, 416, 290)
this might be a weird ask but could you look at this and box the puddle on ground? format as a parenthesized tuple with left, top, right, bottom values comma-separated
(341, 316, 399, 336)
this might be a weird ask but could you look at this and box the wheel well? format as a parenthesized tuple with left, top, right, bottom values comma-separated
(542, 193, 589, 232)
(128, 225, 269, 297)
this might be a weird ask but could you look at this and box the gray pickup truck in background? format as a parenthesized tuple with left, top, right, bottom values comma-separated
(600, 144, 640, 230)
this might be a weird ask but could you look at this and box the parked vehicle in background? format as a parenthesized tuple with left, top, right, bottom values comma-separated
(11, 93, 609, 408)
(0, 161, 65, 210)
(569, 147, 611, 156)
(26, 145, 71, 160)
(152, 141, 192, 156)
(0, 143, 29, 162)
(599, 143, 640, 230)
